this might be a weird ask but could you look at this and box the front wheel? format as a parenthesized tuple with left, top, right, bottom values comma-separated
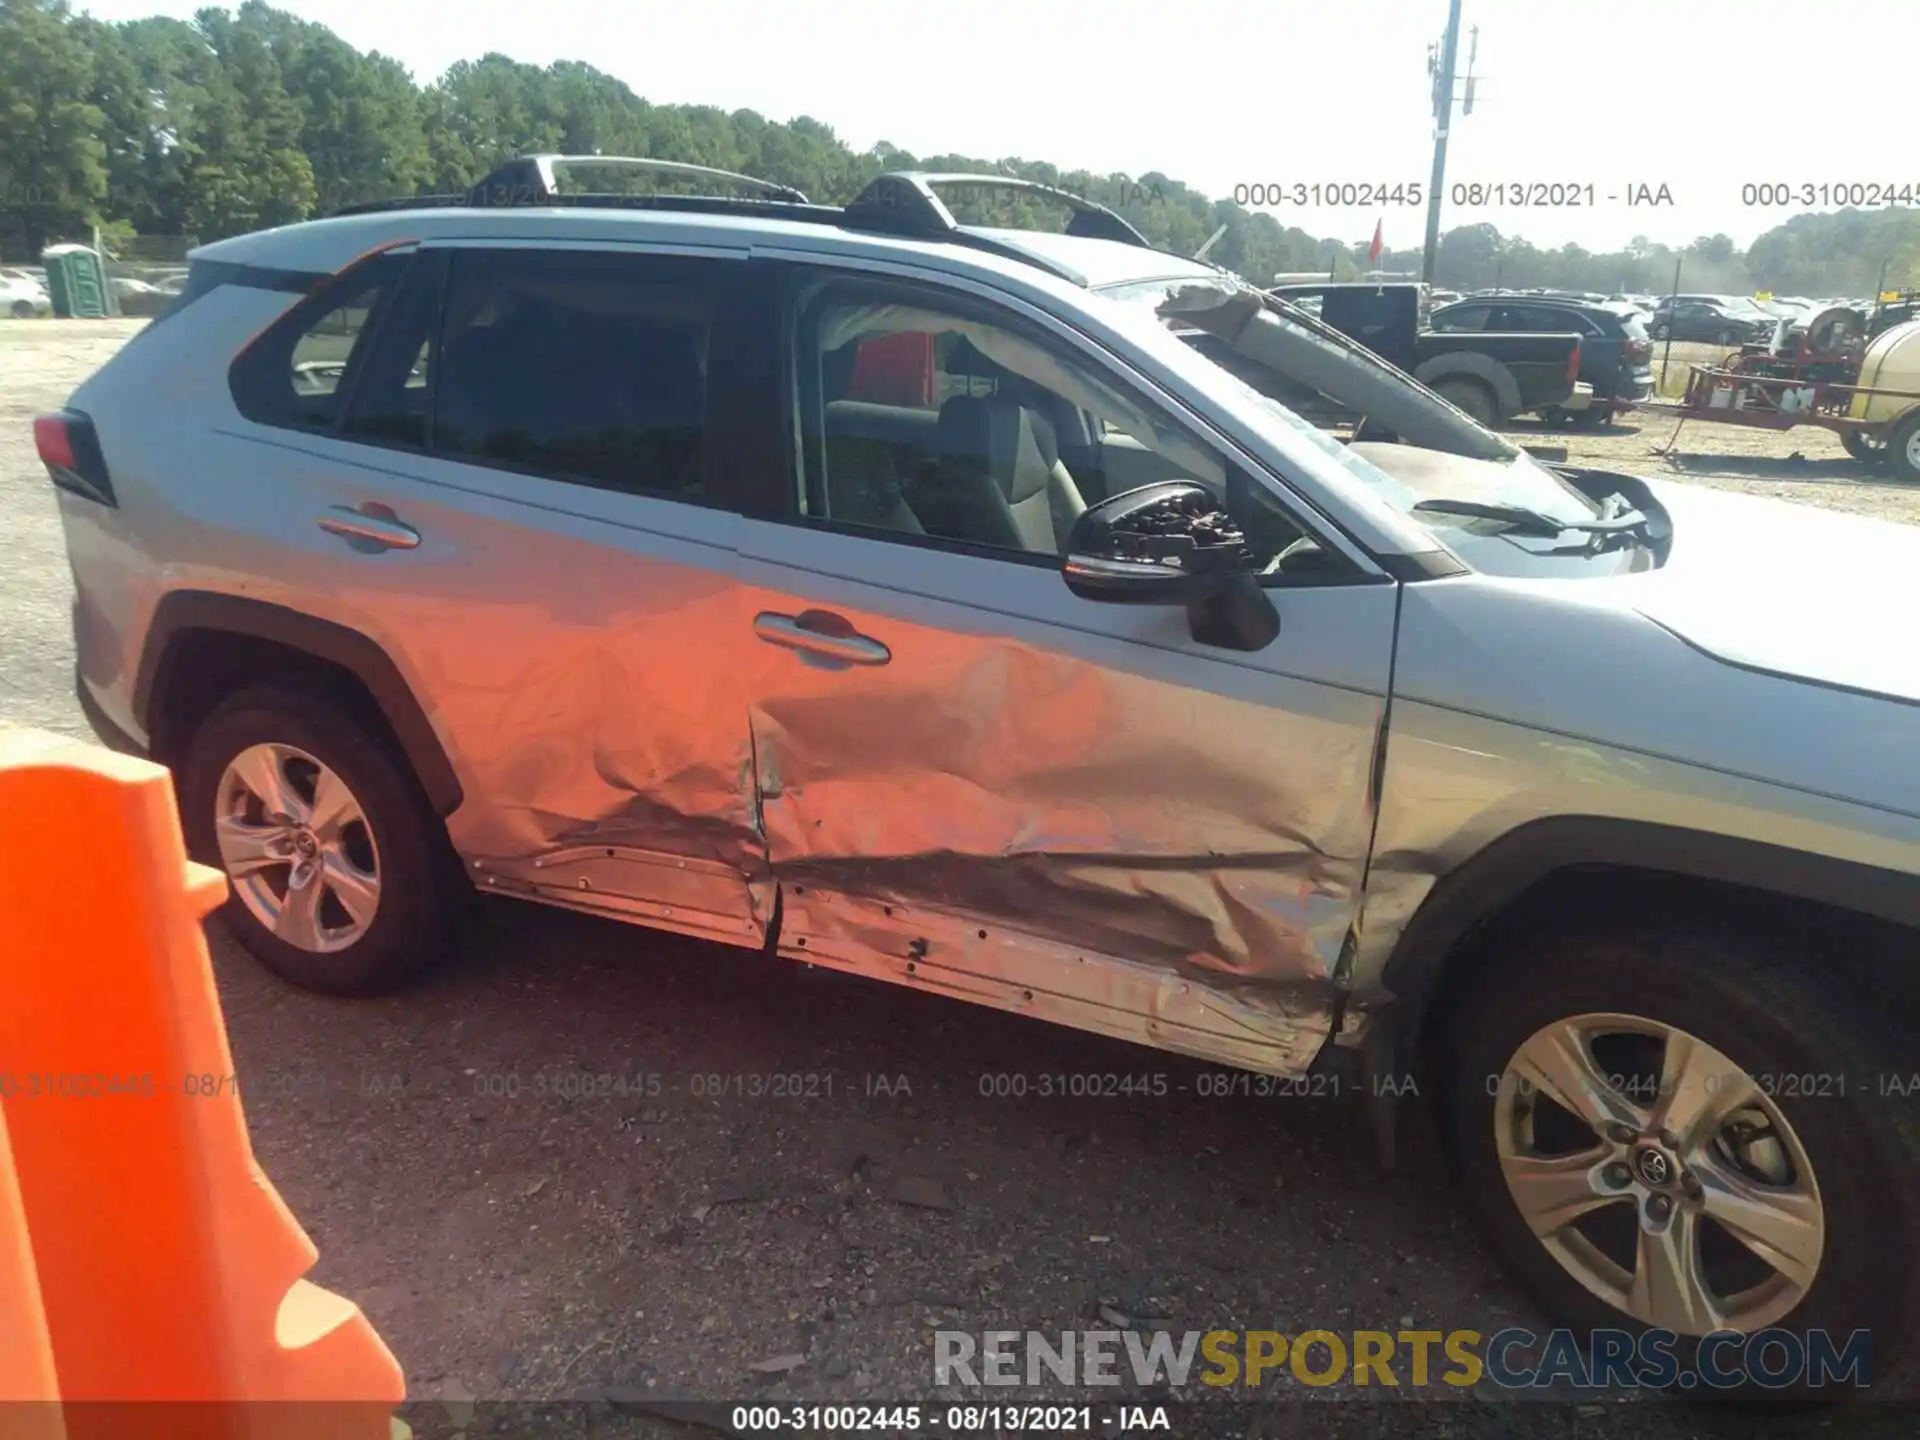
(1435, 916, 1918, 1388)
(1653, 323, 1670, 341)
(9, 299, 33, 320)
(178, 684, 463, 995)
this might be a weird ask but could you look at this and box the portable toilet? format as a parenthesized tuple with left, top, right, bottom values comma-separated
(39, 244, 110, 319)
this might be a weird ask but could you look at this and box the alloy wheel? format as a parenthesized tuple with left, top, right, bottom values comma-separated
(213, 742, 382, 953)
(1493, 1012, 1824, 1335)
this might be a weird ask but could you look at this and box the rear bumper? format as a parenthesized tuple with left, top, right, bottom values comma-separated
(75, 666, 146, 758)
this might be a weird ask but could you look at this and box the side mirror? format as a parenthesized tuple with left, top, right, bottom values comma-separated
(1061, 481, 1280, 651)
(1062, 481, 1248, 604)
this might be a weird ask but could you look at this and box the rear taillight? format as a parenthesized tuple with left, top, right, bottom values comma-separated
(1565, 342, 1582, 386)
(34, 409, 115, 507)
(1626, 339, 1653, 361)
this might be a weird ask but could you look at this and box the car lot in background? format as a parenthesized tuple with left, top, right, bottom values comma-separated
(1431, 295, 1653, 426)
(1268, 280, 1584, 424)
(1648, 296, 1772, 344)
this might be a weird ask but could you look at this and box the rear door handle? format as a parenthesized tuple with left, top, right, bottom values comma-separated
(318, 505, 420, 551)
(753, 610, 891, 667)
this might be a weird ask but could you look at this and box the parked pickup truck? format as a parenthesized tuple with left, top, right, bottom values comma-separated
(1268, 282, 1586, 427)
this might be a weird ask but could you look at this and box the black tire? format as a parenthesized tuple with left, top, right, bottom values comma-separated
(1716, 328, 1734, 346)
(178, 684, 462, 995)
(1840, 430, 1886, 466)
(1433, 915, 1919, 1393)
(1653, 323, 1670, 341)
(1435, 378, 1497, 427)
(1889, 412, 1920, 485)
(9, 299, 33, 320)
(1570, 406, 1607, 431)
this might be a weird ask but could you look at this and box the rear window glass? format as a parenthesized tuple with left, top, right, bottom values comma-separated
(229, 255, 407, 430)
(431, 248, 720, 499)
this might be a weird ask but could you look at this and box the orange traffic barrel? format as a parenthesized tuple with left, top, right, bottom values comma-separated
(0, 729, 405, 1440)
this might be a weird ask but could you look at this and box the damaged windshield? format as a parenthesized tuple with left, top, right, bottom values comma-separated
(1094, 275, 1612, 540)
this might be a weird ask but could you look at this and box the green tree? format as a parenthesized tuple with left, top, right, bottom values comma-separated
(0, 0, 109, 253)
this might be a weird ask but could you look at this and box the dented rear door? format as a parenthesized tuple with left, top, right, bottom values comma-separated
(300, 240, 774, 948)
(734, 263, 1397, 1076)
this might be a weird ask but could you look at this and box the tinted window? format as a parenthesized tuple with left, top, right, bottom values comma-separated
(230, 254, 404, 430)
(1431, 304, 1492, 332)
(1494, 305, 1591, 333)
(341, 254, 441, 450)
(432, 249, 718, 498)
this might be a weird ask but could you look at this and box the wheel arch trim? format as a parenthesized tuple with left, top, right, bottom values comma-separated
(133, 591, 464, 817)
(1380, 815, 1920, 1023)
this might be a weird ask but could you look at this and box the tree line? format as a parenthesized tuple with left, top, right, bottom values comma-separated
(2, 0, 1916, 296)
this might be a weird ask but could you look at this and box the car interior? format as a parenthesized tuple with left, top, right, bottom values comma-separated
(804, 300, 1262, 558)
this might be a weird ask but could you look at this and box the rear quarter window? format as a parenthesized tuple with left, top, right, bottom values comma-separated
(229, 253, 411, 431)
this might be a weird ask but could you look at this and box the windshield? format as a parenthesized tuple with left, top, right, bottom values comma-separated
(1093, 274, 1611, 552)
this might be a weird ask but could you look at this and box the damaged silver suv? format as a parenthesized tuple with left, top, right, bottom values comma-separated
(42, 157, 1920, 1381)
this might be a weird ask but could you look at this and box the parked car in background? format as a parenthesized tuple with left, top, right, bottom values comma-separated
(1269, 282, 1584, 426)
(1648, 298, 1772, 345)
(109, 276, 172, 317)
(1, 270, 51, 318)
(1432, 296, 1653, 426)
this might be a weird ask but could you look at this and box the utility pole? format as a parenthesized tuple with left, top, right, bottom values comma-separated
(1421, 1, 1468, 286)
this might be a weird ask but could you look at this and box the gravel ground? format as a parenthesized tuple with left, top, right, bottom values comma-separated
(3, 317, 1914, 1439)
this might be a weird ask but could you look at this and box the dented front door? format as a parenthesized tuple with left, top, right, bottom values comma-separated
(734, 526, 1397, 1075)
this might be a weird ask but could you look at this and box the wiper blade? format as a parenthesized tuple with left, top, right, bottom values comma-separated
(1410, 497, 1651, 538)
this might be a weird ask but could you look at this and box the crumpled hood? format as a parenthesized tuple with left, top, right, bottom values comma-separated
(1630, 479, 1920, 707)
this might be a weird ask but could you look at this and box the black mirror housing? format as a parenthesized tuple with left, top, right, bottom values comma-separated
(1061, 481, 1279, 651)
(1062, 482, 1252, 604)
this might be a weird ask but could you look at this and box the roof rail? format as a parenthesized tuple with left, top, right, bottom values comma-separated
(845, 173, 1152, 248)
(467, 154, 809, 207)
(323, 154, 810, 218)
(313, 160, 1174, 288)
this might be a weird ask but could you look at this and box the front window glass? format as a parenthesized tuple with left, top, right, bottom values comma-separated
(791, 283, 1320, 565)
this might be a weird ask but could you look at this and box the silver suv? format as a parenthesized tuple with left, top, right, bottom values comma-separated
(40, 156, 1920, 1384)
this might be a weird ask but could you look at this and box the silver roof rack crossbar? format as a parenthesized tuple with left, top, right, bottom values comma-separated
(467, 155, 810, 207)
(845, 172, 1152, 248)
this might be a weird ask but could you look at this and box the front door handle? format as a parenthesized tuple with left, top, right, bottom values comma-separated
(753, 610, 891, 667)
(318, 504, 420, 551)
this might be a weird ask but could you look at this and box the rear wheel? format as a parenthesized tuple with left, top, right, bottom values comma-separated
(1653, 323, 1671, 341)
(1435, 378, 1497, 427)
(1890, 412, 1920, 484)
(1436, 916, 1918, 1390)
(179, 685, 461, 995)
(9, 299, 33, 320)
